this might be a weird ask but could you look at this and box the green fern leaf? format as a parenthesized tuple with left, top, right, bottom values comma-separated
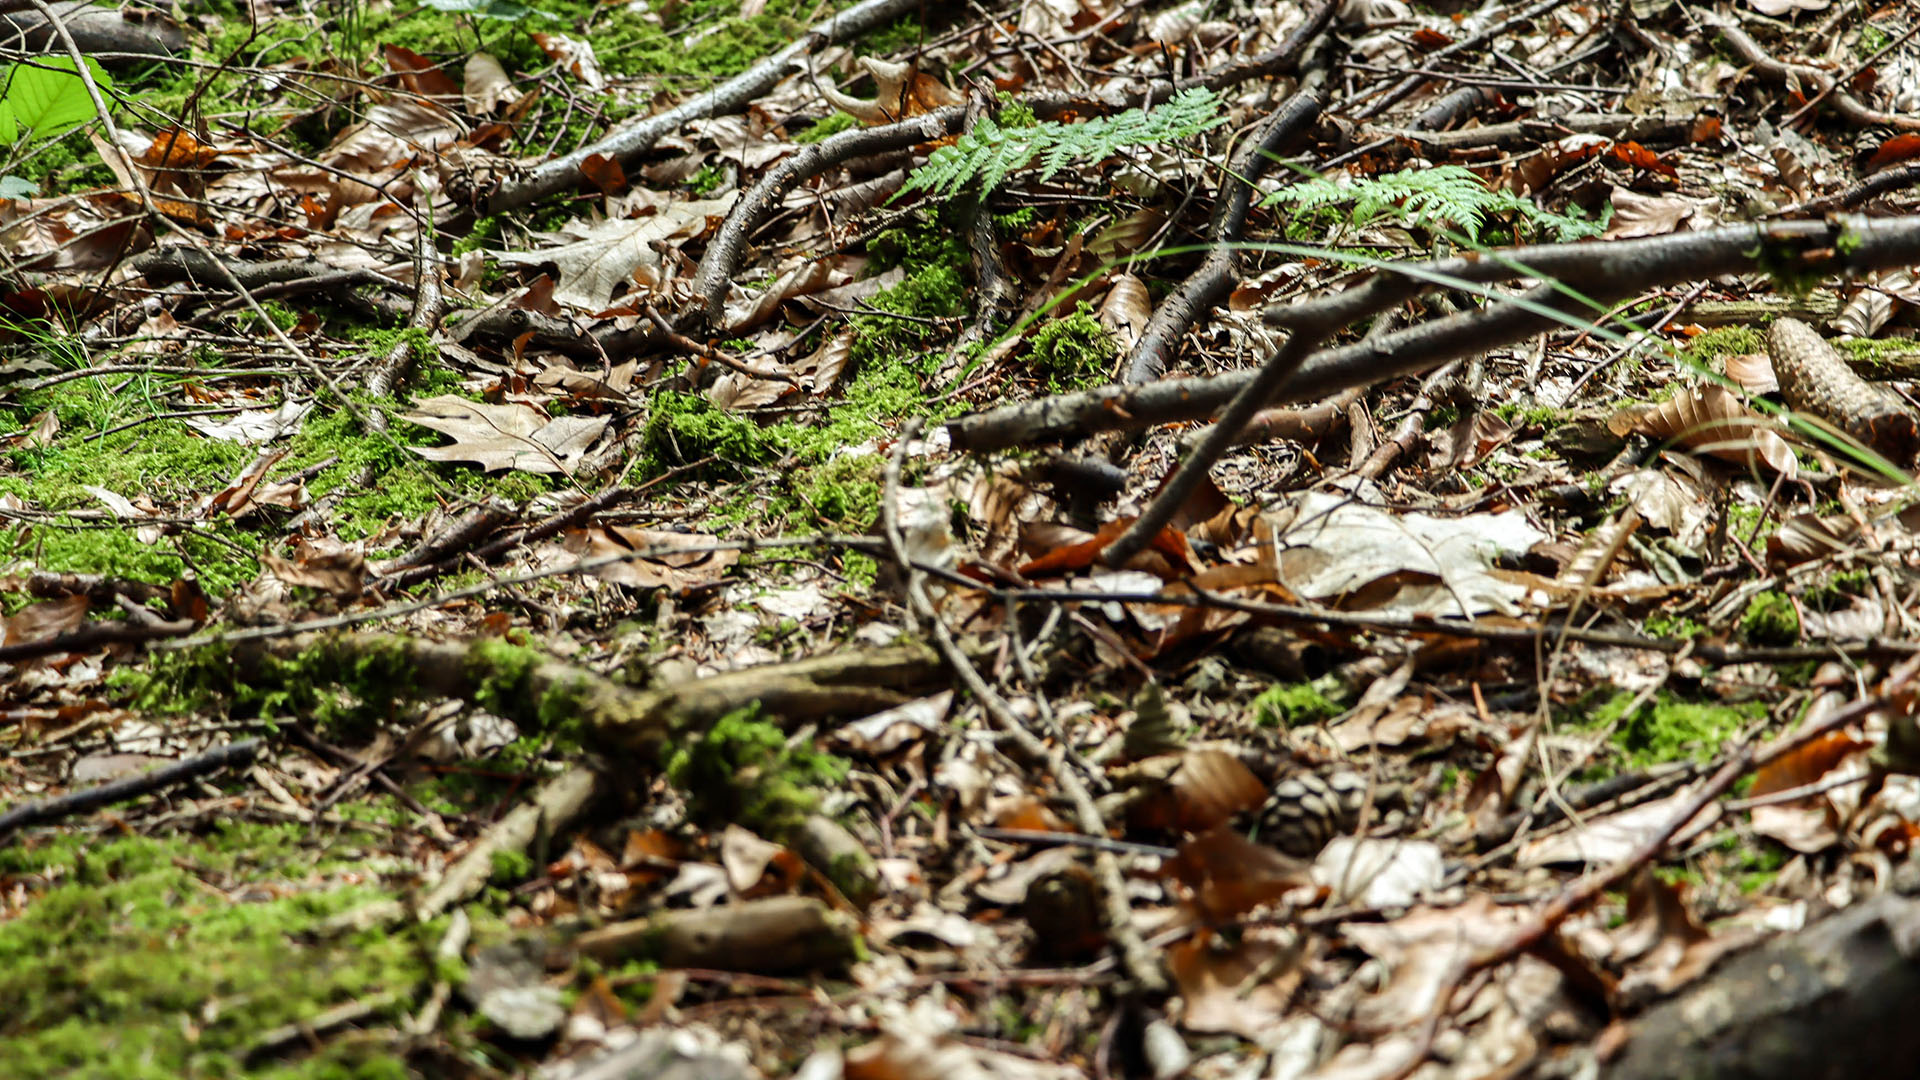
(902, 88, 1225, 198)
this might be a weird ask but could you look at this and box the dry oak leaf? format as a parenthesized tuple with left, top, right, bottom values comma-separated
(402, 394, 609, 475)
(494, 195, 735, 312)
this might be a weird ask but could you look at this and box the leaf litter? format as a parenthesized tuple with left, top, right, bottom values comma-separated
(7, 0, 1920, 1078)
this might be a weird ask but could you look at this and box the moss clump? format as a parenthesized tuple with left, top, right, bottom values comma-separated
(795, 112, 860, 144)
(663, 706, 848, 834)
(1587, 692, 1764, 768)
(1740, 590, 1800, 645)
(1251, 679, 1344, 727)
(1805, 569, 1871, 612)
(0, 828, 437, 1078)
(1835, 336, 1920, 380)
(1027, 303, 1116, 390)
(1683, 326, 1765, 368)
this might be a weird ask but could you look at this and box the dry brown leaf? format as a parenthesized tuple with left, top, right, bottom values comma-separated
(1126, 749, 1268, 831)
(1169, 929, 1306, 1040)
(0, 592, 88, 647)
(463, 52, 520, 115)
(260, 539, 366, 601)
(1164, 826, 1312, 922)
(559, 526, 739, 591)
(1723, 351, 1778, 395)
(403, 394, 609, 475)
(1098, 273, 1152, 354)
(1607, 385, 1798, 477)
(494, 195, 735, 311)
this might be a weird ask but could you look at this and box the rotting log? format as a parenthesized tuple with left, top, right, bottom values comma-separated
(1603, 890, 1920, 1080)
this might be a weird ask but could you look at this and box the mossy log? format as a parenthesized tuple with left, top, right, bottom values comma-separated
(247, 633, 945, 755)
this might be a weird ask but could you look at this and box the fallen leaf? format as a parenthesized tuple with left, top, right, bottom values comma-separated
(1265, 483, 1548, 616)
(403, 394, 609, 475)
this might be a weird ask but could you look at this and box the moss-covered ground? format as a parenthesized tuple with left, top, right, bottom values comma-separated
(0, 826, 451, 1079)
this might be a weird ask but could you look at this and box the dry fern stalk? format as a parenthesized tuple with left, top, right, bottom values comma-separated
(1767, 317, 1920, 463)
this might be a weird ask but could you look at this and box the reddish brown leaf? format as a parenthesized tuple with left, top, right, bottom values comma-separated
(1164, 826, 1311, 922)
(1864, 133, 1920, 173)
(1609, 140, 1678, 177)
(1750, 730, 1869, 798)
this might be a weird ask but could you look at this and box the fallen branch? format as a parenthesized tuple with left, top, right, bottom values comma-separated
(415, 764, 600, 920)
(574, 895, 863, 972)
(0, 738, 260, 839)
(251, 633, 944, 755)
(1603, 890, 1920, 1080)
(477, 0, 930, 216)
(1708, 12, 1920, 131)
(948, 215, 1920, 452)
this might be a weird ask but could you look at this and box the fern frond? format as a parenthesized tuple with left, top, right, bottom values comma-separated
(1266, 164, 1607, 245)
(902, 88, 1225, 199)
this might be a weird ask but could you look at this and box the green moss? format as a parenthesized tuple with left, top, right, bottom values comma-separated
(1644, 612, 1703, 639)
(662, 705, 848, 834)
(1584, 691, 1765, 768)
(1684, 326, 1765, 367)
(795, 112, 859, 144)
(1251, 678, 1345, 727)
(489, 848, 535, 886)
(636, 213, 965, 535)
(1740, 590, 1800, 645)
(840, 550, 879, 588)
(1835, 336, 1920, 380)
(1026, 303, 1116, 390)
(1806, 569, 1871, 612)
(0, 829, 435, 1078)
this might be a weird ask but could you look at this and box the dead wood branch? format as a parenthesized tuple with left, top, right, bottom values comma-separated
(1388, 111, 1695, 153)
(574, 895, 863, 973)
(478, 0, 929, 216)
(949, 215, 1920, 453)
(444, 302, 663, 360)
(416, 765, 601, 920)
(693, 107, 963, 324)
(254, 633, 944, 756)
(0, 615, 195, 664)
(1709, 13, 1920, 131)
(0, 0, 181, 60)
(0, 738, 260, 838)
(363, 203, 446, 415)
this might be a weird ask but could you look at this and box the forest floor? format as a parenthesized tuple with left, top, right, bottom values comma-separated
(5, 0, 1920, 1076)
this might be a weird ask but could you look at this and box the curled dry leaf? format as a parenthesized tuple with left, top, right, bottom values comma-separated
(818, 57, 963, 124)
(1607, 385, 1798, 477)
(560, 526, 739, 592)
(1098, 273, 1152, 354)
(1126, 749, 1268, 831)
(1722, 352, 1778, 395)
(1768, 511, 1861, 567)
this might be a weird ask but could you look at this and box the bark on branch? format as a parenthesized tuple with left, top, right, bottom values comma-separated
(948, 215, 1920, 452)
